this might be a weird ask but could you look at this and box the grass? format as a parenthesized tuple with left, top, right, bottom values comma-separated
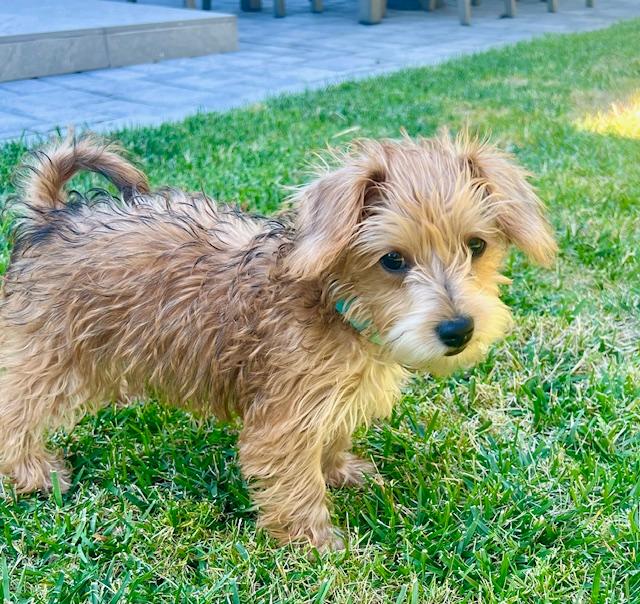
(1, 18, 640, 604)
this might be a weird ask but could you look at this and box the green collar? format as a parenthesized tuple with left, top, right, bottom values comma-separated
(335, 298, 383, 345)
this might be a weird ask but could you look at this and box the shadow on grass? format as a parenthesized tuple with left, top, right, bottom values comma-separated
(57, 402, 254, 523)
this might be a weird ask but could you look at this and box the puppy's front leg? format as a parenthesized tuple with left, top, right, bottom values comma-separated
(322, 431, 377, 488)
(239, 419, 343, 551)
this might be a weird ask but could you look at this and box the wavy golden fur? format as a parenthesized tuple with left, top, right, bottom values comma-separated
(0, 132, 556, 549)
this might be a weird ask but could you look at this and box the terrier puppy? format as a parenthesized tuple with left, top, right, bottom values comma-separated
(0, 133, 556, 549)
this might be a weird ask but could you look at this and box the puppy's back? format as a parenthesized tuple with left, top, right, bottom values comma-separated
(1, 136, 288, 418)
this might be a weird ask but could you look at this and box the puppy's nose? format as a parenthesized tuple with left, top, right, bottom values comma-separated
(436, 315, 474, 350)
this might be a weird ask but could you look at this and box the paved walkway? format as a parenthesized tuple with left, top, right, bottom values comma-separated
(1, 0, 639, 143)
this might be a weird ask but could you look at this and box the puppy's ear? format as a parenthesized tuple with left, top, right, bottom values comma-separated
(286, 145, 386, 279)
(460, 137, 558, 266)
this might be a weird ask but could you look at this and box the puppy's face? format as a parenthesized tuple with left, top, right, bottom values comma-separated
(288, 134, 557, 375)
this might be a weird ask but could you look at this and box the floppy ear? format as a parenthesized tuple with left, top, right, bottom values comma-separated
(461, 138, 558, 266)
(286, 145, 386, 279)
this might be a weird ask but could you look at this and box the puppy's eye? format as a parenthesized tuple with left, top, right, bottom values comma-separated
(379, 251, 408, 273)
(467, 237, 487, 258)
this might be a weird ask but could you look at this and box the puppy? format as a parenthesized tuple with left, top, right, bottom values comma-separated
(0, 133, 556, 549)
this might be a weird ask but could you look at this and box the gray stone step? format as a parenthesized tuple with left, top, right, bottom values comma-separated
(0, 0, 237, 82)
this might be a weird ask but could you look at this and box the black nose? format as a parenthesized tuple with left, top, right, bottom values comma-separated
(436, 315, 474, 349)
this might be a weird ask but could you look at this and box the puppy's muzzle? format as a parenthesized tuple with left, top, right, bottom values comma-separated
(436, 315, 474, 356)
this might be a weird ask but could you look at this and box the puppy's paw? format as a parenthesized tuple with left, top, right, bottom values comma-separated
(308, 528, 345, 556)
(7, 455, 71, 495)
(325, 453, 379, 488)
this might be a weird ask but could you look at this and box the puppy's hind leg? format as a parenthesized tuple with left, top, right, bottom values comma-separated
(0, 368, 82, 495)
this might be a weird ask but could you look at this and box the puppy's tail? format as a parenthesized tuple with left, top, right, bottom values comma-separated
(16, 132, 150, 221)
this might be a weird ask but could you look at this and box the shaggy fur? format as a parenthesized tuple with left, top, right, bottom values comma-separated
(0, 132, 556, 549)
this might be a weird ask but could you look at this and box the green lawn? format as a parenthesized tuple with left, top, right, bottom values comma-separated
(1, 19, 640, 604)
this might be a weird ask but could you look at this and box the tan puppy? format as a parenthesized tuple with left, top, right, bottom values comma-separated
(0, 133, 556, 549)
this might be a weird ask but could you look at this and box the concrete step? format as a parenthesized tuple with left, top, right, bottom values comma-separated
(0, 0, 237, 82)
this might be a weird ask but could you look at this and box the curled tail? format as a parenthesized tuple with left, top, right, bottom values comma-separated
(16, 133, 150, 220)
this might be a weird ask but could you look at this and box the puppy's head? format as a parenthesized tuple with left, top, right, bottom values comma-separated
(287, 132, 557, 374)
